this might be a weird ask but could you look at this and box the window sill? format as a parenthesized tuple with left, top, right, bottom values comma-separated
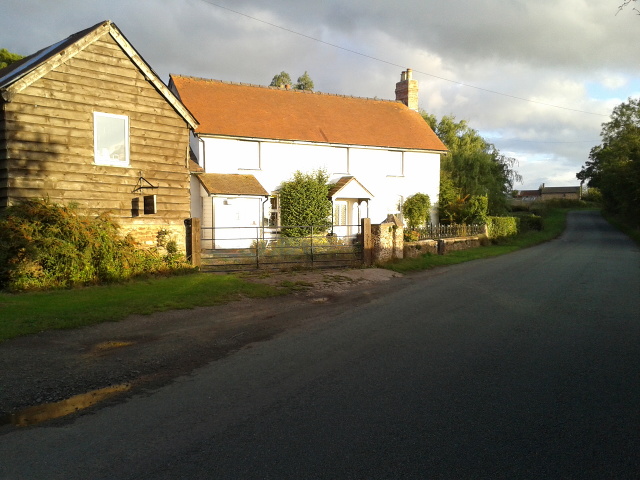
(95, 161, 130, 168)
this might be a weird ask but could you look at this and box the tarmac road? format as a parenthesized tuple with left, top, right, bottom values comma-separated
(1, 211, 639, 479)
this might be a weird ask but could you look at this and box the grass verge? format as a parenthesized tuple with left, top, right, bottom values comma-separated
(383, 208, 570, 274)
(0, 273, 285, 342)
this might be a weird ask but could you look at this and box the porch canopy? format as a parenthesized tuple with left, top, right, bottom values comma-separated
(197, 173, 268, 196)
(328, 176, 373, 202)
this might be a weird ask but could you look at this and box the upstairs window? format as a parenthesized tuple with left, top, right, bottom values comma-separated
(387, 151, 404, 177)
(94, 112, 129, 167)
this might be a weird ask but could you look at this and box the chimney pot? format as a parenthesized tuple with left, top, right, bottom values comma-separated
(395, 69, 419, 111)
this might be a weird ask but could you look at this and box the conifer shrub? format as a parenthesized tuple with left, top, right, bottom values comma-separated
(0, 199, 193, 291)
(278, 170, 332, 237)
(402, 193, 431, 229)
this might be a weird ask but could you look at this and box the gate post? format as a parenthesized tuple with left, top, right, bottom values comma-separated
(185, 218, 201, 267)
(361, 218, 373, 266)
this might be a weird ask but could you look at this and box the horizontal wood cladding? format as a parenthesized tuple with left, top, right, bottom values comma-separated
(5, 128, 187, 155)
(4, 108, 189, 135)
(19, 85, 185, 125)
(6, 193, 190, 222)
(3, 33, 191, 222)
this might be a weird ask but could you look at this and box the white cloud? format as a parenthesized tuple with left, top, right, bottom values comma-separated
(2, 0, 639, 189)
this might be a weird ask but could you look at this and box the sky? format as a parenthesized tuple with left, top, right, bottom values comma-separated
(2, 0, 639, 190)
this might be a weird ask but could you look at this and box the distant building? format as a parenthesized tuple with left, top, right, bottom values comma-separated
(512, 184, 581, 204)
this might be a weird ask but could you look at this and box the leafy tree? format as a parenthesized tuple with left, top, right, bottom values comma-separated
(295, 71, 314, 91)
(278, 169, 332, 237)
(269, 71, 315, 90)
(423, 112, 521, 221)
(0, 48, 24, 69)
(402, 193, 431, 228)
(270, 71, 292, 88)
(577, 97, 640, 224)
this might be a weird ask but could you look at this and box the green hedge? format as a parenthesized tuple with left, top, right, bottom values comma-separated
(518, 214, 544, 232)
(487, 216, 518, 238)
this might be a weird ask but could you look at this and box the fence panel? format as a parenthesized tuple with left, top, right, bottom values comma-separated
(412, 223, 484, 241)
(201, 225, 363, 271)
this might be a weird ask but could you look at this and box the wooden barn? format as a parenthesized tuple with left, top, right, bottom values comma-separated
(0, 21, 198, 251)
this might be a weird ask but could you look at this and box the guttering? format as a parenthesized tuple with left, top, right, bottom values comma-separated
(195, 133, 447, 155)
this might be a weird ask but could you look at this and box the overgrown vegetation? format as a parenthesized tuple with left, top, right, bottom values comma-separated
(0, 199, 193, 292)
(577, 97, 640, 231)
(0, 48, 24, 69)
(422, 112, 522, 222)
(278, 169, 332, 237)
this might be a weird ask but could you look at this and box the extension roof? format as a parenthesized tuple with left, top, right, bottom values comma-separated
(0, 20, 197, 128)
(170, 75, 447, 153)
(197, 173, 268, 196)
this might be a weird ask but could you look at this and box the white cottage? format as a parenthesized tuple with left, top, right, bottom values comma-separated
(170, 69, 446, 248)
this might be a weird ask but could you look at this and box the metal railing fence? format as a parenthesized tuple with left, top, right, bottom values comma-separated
(200, 224, 363, 271)
(409, 223, 485, 241)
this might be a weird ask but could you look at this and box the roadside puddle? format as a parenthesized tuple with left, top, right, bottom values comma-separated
(1, 383, 131, 427)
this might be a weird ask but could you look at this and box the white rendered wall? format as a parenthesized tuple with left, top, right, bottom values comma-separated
(197, 136, 440, 226)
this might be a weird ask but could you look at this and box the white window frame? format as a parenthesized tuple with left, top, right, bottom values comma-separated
(94, 112, 130, 167)
(334, 201, 348, 226)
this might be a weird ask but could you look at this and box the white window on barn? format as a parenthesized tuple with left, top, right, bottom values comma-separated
(94, 112, 129, 167)
(333, 201, 348, 226)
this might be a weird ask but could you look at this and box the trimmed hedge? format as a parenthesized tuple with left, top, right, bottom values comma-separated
(518, 214, 544, 232)
(487, 216, 518, 238)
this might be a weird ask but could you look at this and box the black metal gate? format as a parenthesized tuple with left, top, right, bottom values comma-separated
(200, 225, 363, 271)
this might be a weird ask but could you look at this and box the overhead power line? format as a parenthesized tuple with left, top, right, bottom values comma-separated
(197, 0, 610, 117)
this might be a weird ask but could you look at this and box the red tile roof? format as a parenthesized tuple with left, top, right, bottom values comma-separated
(170, 75, 447, 152)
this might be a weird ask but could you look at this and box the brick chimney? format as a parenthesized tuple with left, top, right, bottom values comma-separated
(395, 68, 419, 111)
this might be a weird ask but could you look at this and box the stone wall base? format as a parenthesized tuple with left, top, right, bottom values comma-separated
(119, 222, 187, 254)
(404, 234, 488, 258)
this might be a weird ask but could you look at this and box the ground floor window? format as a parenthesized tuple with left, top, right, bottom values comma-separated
(267, 196, 280, 227)
(334, 201, 348, 226)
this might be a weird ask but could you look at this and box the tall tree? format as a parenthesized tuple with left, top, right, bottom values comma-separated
(423, 112, 521, 221)
(577, 97, 640, 224)
(295, 71, 314, 91)
(269, 71, 315, 91)
(270, 71, 292, 88)
(0, 48, 24, 70)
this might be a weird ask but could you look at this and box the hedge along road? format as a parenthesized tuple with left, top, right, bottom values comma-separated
(1, 211, 639, 479)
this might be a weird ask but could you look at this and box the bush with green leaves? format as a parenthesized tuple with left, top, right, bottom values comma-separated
(486, 216, 518, 238)
(402, 193, 431, 228)
(518, 214, 544, 232)
(0, 199, 192, 291)
(278, 169, 332, 237)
